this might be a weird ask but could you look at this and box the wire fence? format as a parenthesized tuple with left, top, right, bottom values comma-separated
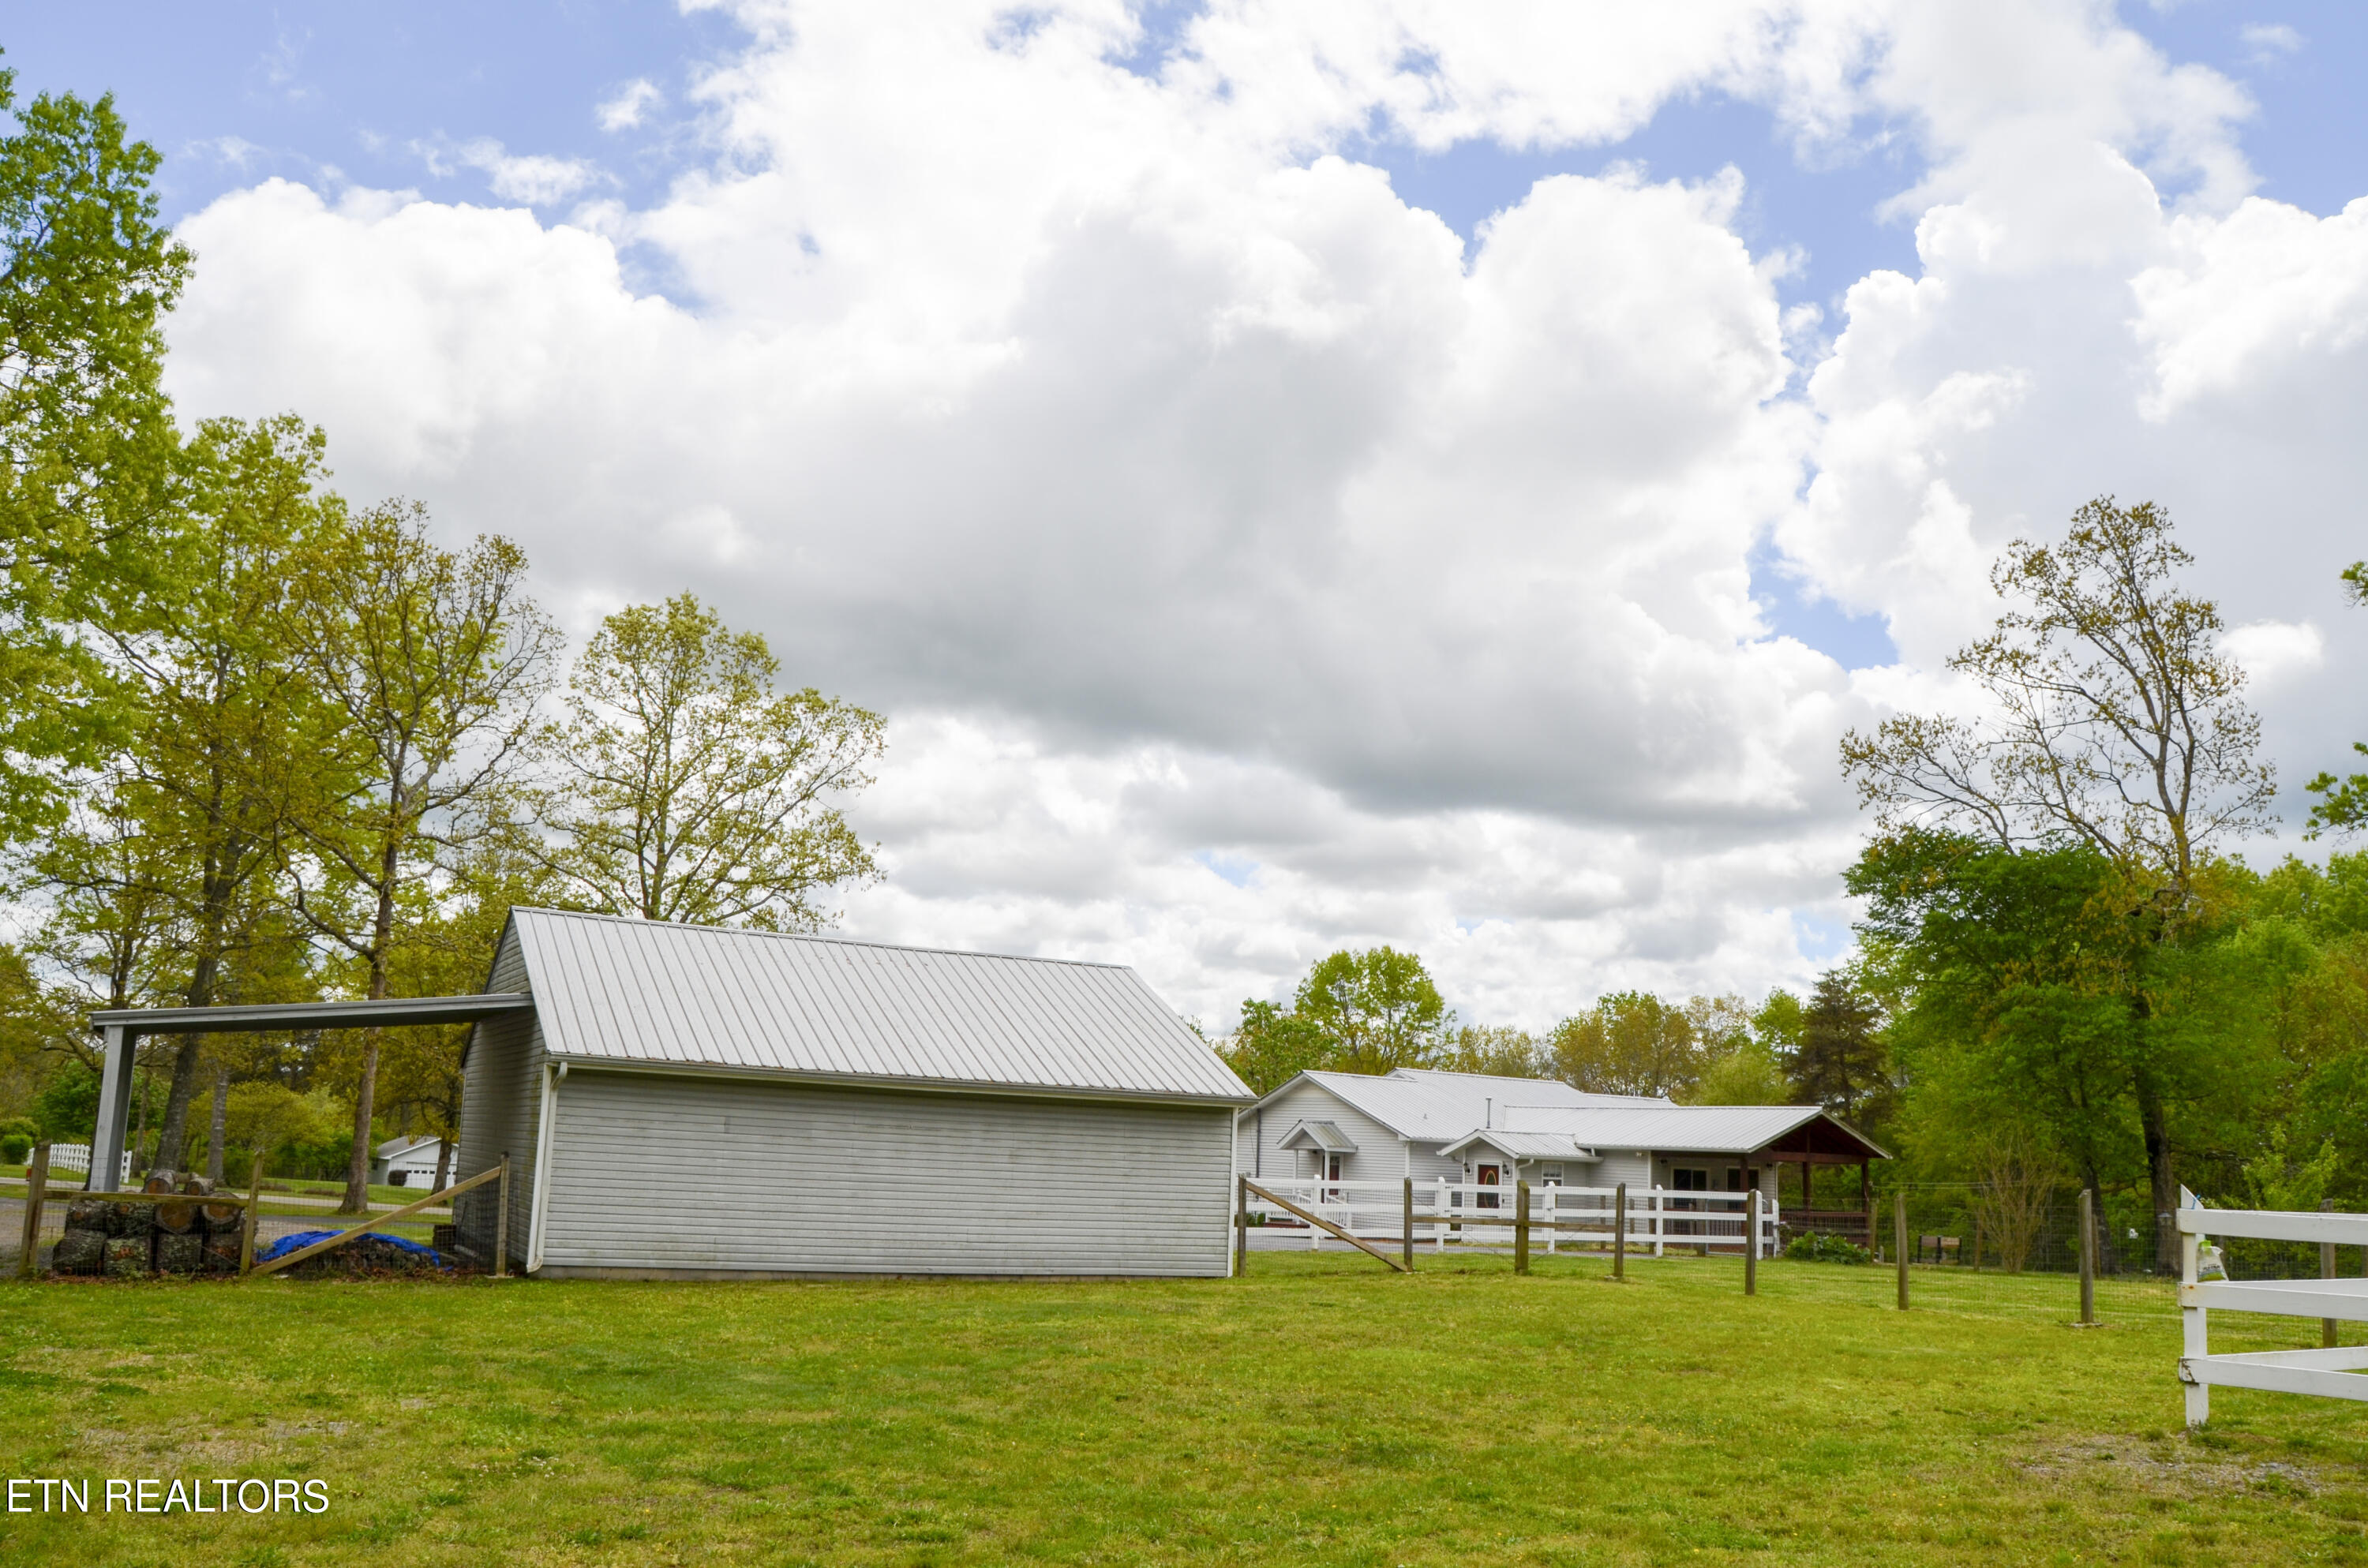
(1885, 1183, 2364, 1282)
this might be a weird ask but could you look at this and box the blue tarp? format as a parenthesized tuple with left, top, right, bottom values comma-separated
(254, 1229, 447, 1266)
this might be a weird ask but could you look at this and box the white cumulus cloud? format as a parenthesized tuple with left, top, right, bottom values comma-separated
(157, 0, 2368, 1025)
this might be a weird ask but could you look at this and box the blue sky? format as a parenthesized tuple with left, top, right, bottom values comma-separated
(6, 4, 2367, 1018)
(6, 1, 2353, 680)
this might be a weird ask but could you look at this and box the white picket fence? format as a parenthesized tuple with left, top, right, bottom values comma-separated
(2177, 1186, 2368, 1426)
(1246, 1178, 1779, 1256)
(39, 1144, 133, 1183)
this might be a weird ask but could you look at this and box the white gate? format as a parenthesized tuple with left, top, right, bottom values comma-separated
(1244, 1177, 1778, 1256)
(2177, 1185, 2368, 1425)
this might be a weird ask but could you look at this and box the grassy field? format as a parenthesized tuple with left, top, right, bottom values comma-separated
(4, 1251, 2366, 1566)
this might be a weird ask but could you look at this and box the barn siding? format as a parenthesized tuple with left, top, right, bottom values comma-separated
(537, 1069, 1235, 1277)
(454, 925, 545, 1269)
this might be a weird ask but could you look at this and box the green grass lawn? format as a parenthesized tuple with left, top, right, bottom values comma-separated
(4, 1251, 2366, 1566)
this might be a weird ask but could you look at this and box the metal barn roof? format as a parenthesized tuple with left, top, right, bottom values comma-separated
(506, 907, 1252, 1104)
(1254, 1068, 1670, 1143)
(1504, 1103, 1889, 1158)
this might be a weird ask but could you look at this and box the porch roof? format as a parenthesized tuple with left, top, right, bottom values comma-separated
(1437, 1128, 1601, 1162)
(1277, 1119, 1358, 1154)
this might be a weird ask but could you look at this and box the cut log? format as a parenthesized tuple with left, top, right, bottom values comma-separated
(66, 1199, 111, 1232)
(178, 1173, 215, 1196)
(200, 1229, 242, 1272)
(142, 1174, 174, 1195)
(52, 1227, 107, 1275)
(154, 1196, 198, 1234)
(155, 1231, 204, 1274)
(203, 1203, 245, 1233)
(109, 1202, 155, 1239)
(103, 1235, 150, 1278)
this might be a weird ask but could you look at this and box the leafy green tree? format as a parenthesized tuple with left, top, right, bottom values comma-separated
(2306, 561, 2368, 836)
(1687, 1036, 1792, 1106)
(1291, 947, 1451, 1075)
(1217, 999, 1333, 1095)
(283, 503, 556, 1211)
(0, 69, 189, 842)
(1841, 499, 2273, 1268)
(93, 416, 340, 1173)
(1794, 970, 1888, 1123)
(1442, 1024, 1546, 1078)
(534, 593, 883, 930)
(1548, 991, 1700, 1098)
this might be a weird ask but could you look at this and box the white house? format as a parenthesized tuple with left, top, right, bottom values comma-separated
(371, 1136, 450, 1187)
(1238, 1068, 1886, 1210)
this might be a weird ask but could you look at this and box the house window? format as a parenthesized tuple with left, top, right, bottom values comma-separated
(1542, 1164, 1564, 1185)
(1725, 1167, 1745, 1192)
(1673, 1168, 1709, 1191)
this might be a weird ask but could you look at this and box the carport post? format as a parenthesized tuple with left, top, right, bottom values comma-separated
(89, 1024, 137, 1192)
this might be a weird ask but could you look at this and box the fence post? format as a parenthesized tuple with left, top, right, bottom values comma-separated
(2323, 1199, 2339, 1349)
(238, 1152, 263, 1275)
(1236, 1174, 1249, 1278)
(2179, 1186, 2207, 1427)
(1401, 1177, 1414, 1273)
(1613, 1183, 1626, 1281)
(1894, 1192, 1909, 1311)
(1651, 1186, 1664, 1258)
(1515, 1181, 1531, 1274)
(17, 1143, 50, 1279)
(494, 1154, 511, 1279)
(2078, 1188, 2096, 1326)
(1745, 1188, 1759, 1297)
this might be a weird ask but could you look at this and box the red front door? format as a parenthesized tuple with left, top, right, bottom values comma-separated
(1478, 1164, 1501, 1209)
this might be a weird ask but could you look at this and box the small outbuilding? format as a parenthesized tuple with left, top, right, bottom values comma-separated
(370, 1135, 450, 1187)
(451, 908, 1253, 1278)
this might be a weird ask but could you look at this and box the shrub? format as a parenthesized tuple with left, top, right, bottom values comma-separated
(1785, 1231, 1872, 1264)
(0, 1132, 29, 1163)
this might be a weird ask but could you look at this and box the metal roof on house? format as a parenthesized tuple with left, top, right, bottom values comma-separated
(507, 907, 1253, 1104)
(1250, 1068, 1670, 1143)
(1438, 1128, 1602, 1162)
(1504, 1103, 1888, 1158)
(1277, 1119, 1358, 1154)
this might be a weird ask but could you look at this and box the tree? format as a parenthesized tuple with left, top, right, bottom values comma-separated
(1794, 971, 1887, 1122)
(1840, 497, 2273, 1268)
(283, 503, 556, 1211)
(1217, 999, 1332, 1095)
(1548, 992, 1703, 1098)
(1443, 1024, 1546, 1078)
(1289, 947, 1451, 1075)
(534, 593, 882, 930)
(0, 71, 189, 843)
(2306, 561, 2368, 836)
(94, 416, 338, 1173)
(1688, 1035, 1792, 1106)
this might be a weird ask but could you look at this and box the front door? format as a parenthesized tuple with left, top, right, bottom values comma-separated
(1325, 1153, 1344, 1200)
(1478, 1163, 1501, 1209)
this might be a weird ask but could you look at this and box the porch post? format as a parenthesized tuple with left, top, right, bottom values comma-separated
(90, 1024, 137, 1193)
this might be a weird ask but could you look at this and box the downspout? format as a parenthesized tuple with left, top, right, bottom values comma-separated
(527, 1060, 565, 1274)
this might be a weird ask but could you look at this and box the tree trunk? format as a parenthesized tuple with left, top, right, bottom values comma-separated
(152, 1036, 206, 1177)
(339, 841, 399, 1215)
(433, 1134, 452, 1195)
(205, 1064, 228, 1184)
(2137, 1078, 2177, 1274)
(341, 1035, 380, 1214)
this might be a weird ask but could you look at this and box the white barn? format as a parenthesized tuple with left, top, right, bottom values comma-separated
(452, 908, 1253, 1278)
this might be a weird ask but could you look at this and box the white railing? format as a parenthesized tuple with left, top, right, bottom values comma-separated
(1244, 1178, 1778, 1257)
(38, 1144, 133, 1182)
(2177, 1186, 2368, 1427)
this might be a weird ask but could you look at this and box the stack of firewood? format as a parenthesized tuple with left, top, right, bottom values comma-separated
(51, 1174, 245, 1278)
